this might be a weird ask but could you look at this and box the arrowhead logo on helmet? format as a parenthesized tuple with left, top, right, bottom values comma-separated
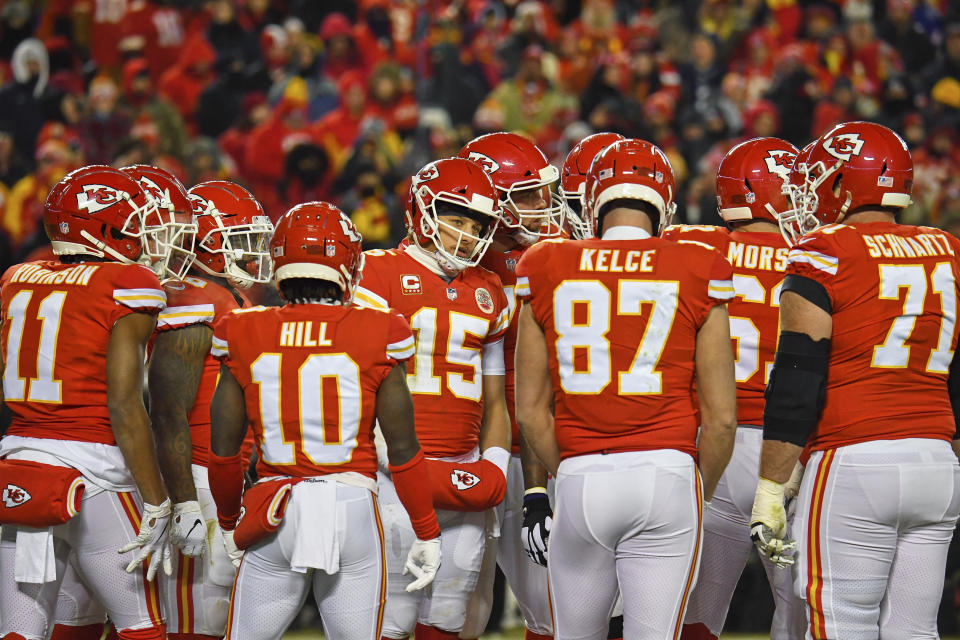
(764, 149, 794, 178)
(338, 215, 362, 243)
(76, 184, 125, 214)
(822, 133, 865, 161)
(466, 151, 500, 174)
(2, 483, 32, 508)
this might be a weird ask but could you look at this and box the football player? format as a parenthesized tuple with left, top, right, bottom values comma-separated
(353, 157, 511, 640)
(559, 132, 626, 240)
(751, 121, 960, 639)
(661, 138, 806, 640)
(0, 165, 172, 640)
(145, 177, 274, 640)
(456, 131, 565, 640)
(514, 139, 738, 640)
(208, 202, 441, 640)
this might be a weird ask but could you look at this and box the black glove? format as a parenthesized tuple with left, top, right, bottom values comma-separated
(521, 488, 552, 567)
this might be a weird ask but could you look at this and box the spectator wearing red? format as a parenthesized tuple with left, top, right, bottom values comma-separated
(78, 75, 132, 165)
(158, 32, 218, 130)
(219, 92, 269, 179)
(742, 99, 780, 137)
(244, 79, 315, 217)
(120, 0, 186, 83)
(312, 70, 370, 171)
(73, 0, 129, 72)
(353, 0, 416, 72)
(122, 58, 189, 161)
(319, 13, 371, 81)
(811, 75, 857, 137)
(365, 64, 418, 136)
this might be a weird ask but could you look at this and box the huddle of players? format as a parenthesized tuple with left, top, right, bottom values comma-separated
(0, 117, 957, 640)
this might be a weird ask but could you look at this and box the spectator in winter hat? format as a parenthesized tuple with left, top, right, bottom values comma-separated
(0, 38, 62, 169)
(319, 13, 369, 81)
(879, 0, 936, 74)
(312, 70, 371, 169)
(158, 32, 218, 128)
(79, 75, 132, 165)
(121, 58, 189, 161)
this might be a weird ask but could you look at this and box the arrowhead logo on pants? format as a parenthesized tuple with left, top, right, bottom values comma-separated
(450, 470, 480, 491)
(2, 484, 32, 507)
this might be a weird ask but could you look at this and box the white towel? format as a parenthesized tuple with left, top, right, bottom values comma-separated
(289, 479, 339, 574)
(15, 526, 57, 583)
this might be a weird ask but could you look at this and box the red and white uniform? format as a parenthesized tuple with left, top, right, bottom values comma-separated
(516, 229, 734, 640)
(474, 246, 553, 638)
(354, 247, 509, 638)
(663, 225, 803, 640)
(0, 260, 167, 638)
(211, 302, 415, 640)
(785, 222, 960, 640)
(152, 274, 249, 638)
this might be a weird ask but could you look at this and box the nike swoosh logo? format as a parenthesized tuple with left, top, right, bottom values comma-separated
(185, 520, 202, 538)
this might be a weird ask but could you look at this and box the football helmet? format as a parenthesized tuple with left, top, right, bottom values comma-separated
(405, 157, 501, 272)
(271, 201, 364, 303)
(583, 138, 677, 237)
(560, 132, 625, 239)
(43, 164, 158, 263)
(188, 181, 274, 288)
(120, 165, 196, 282)
(715, 137, 798, 224)
(780, 121, 913, 245)
(458, 132, 563, 245)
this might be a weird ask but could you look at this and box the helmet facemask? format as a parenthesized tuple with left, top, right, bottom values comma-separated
(196, 202, 274, 288)
(139, 197, 197, 283)
(414, 186, 499, 274)
(499, 168, 565, 246)
(778, 157, 842, 246)
(559, 184, 592, 239)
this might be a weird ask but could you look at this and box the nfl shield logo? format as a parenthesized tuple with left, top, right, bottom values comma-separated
(59, 222, 69, 234)
(506, 258, 517, 271)
(325, 240, 336, 257)
(446, 287, 458, 301)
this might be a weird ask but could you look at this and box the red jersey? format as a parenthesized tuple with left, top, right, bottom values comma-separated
(786, 222, 960, 450)
(211, 304, 414, 480)
(662, 225, 789, 425)
(516, 235, 734, 460)
(84, 0, 129, 69)
(354, 249, 510, 457)
(1, 261, 165, 445)
(155, 275, 248, 467)
(481, 247, 525, 454)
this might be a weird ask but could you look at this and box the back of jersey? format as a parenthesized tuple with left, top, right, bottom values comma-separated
(787, 222, 960, 449)
(1, 261, 165, 444)
(663, 225, 789, 425)
(212, 304, 413, 479)
(516, 237, 733, 459)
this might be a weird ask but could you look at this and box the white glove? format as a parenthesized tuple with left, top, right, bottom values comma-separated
(169, 501, 207, 557)
(750, 478, 796, 569)
(118, 498, 173, 581)
(221, 528, 243, 568)
(403, 537, 441, 592)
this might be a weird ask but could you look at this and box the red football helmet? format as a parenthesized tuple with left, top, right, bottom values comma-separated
(271, 201, 364, 303)
(780, 121, 913, 245)
(120, 165, 196, 282)
(715, 137, 798, 225)
(43, 165, 158, 263)
(458, 132, 563, 245)
(583, 138, 677, 237)
(405, 158, 501, 272)
(188, 181, 274, 288)
(560, 132, 625, 239)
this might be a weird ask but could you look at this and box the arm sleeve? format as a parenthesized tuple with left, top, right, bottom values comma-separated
(482, 339, 505, 375)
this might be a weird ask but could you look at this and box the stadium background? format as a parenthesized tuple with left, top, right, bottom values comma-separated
(0, 0, 959, 635)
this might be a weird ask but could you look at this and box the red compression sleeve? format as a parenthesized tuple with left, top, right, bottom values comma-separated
(389, 450, 442, 540)
(208, 452, 244, 530)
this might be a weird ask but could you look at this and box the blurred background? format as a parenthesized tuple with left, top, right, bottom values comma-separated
(1, 0, 959, 634)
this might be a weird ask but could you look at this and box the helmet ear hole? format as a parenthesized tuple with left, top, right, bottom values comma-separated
(831, 173, 843, 198)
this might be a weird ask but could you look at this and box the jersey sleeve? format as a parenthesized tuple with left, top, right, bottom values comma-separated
(706, 251, 735, 304)
(485, 283, 511, 344)
(385, 311, 415, 363)
(156, 282, 225, 331)
(111, 265, 166, 314)
(210, 313, 232, 361)
(514, 241, 548, 302)
(353, 252, 392, 311)
(785, 228, 843, 300)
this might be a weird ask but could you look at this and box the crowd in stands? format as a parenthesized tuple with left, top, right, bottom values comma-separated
(1, 0, 959, 273)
